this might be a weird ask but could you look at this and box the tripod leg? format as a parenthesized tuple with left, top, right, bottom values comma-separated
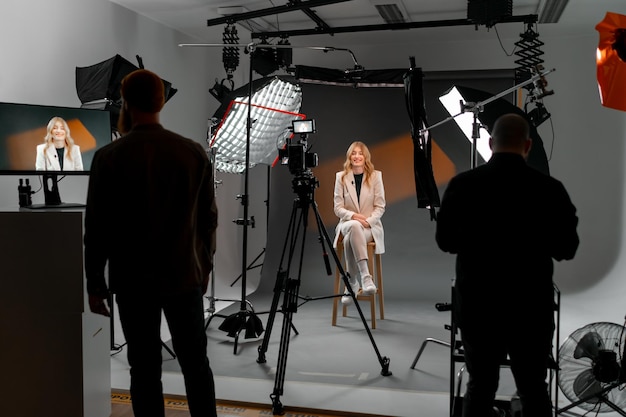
(257, 199, 300, 363)
(266, 194, 309, 412)
(271, 276, 299, 415)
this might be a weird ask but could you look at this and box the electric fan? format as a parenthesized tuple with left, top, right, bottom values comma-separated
(558, 322, 626, 415)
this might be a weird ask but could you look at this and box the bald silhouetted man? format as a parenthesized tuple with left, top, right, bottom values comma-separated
(436, 113, 579, 417)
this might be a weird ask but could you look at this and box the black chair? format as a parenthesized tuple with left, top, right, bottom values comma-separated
(411, 283, 561, 417)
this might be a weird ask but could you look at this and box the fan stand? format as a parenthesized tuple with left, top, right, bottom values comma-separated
(557, 379, 626, 416)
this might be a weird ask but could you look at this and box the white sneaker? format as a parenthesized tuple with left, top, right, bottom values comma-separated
(361, 275, 377, 295)
(341, 278, 360, 305)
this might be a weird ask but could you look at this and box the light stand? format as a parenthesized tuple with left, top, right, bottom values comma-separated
(215, 46, 265, 353)
(202, 124, 263, 334)
(202, 146, 235, 330)
(228, 164, 270, 288)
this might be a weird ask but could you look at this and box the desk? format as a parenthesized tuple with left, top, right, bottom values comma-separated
(0, 210, 110, 417)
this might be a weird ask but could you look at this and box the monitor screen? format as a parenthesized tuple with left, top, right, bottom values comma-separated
(0, 101, 112, 174)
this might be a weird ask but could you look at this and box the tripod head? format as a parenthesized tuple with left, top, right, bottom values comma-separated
(291, 169, 319, 203)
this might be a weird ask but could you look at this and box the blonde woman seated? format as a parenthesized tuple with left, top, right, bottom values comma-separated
(333, 141, 385, 305)
(35, 116, 83, 171)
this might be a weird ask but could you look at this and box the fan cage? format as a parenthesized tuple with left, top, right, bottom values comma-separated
(558, 322, 626, 413)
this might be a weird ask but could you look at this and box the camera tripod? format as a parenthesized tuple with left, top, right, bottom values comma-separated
(255, 170, 391, 415)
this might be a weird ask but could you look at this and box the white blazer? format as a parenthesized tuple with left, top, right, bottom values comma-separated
(35, 144, 84, 171)
(333, 170, 385, 254)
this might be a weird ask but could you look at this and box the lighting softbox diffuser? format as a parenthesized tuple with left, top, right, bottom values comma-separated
(440, 85, 550, 175)
(76, 54, 177, 130)
(210, 75, 304, 174)
(595, 12, 626, 112)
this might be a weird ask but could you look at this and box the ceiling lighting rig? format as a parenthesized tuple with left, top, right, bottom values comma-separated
(205, 0, 537, 39)
(514, 22, 545, 85)
(514, 21, 554, 127)
(209, 24, 240, 103)
(222, 24, 240, 77)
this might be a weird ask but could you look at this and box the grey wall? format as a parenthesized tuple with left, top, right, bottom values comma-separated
(0, 0, 266, 299)
(2, 0, 626, 340)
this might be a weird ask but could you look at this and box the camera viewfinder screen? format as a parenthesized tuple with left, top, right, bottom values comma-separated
(293, 119, 315, 134)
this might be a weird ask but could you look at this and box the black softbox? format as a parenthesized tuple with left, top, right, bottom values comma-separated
(293, 65, 406, 87)
(404, 65, 440, 219)
(75, 54, 177, 130)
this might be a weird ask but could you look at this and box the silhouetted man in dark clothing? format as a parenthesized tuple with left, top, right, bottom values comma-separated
(436, 113, 579, 417)
(84, 69, 218, 417)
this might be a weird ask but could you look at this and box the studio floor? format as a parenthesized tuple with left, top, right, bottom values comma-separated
(109, 293, 624, 417)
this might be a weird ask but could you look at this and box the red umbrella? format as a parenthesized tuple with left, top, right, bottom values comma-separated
(595, 12, 626, 111)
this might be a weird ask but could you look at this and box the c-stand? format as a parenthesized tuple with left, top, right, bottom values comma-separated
(256, 165, 391, 415)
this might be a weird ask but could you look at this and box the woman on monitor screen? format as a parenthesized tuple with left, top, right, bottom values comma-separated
(35, 116, 83, 171)
(333, 140, 385, 305)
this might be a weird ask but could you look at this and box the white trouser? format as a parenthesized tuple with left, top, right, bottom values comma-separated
(339, 220, 373, 282)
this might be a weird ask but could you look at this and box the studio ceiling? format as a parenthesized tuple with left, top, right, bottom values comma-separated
(107, 0, 574, 44)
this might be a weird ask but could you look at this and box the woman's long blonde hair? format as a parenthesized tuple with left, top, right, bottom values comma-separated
(341, 141, 375, 185)
(43, 117, 77, 162)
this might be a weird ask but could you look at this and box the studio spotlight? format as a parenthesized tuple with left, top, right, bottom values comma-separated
(276, 37, 293, 69)
(251, 41, 280, 76)
(528, 102, 551, 127)
(210, 75, 304, 174)
(209, 78, 234, 103)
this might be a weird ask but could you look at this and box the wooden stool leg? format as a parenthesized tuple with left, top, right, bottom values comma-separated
(331, 242, 344, 326)
(369, 295, 376, 329)
(332, 238, 383, 329)
(367, 245, 376, 327)
(375, 253, 384, 320)
(332, 271, 341, 326)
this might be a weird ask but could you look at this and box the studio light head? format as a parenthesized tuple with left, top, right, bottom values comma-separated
(528, 102, 551, 127)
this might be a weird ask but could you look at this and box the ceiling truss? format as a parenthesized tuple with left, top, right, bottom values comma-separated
(207, 0, 538, 40)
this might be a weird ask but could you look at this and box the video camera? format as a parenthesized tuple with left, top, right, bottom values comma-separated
(279, 119, 319, 176)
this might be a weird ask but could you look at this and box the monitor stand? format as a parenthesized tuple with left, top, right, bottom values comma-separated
(25, 174, 86, 210)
